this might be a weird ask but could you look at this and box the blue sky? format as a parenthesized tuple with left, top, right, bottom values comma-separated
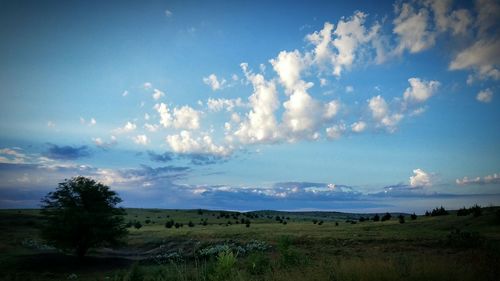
(0, 0, 499, 212)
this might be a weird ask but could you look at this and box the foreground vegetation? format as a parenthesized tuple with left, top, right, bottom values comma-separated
(1, 206, 500, 281)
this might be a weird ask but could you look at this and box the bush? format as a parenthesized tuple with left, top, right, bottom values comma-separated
(410, 213, 417, 220)
(373, 214, 380, 221)
(430, 206, 448, 216)
(318, 220, 324, 225)
(165, 219, 174, 228)
(127, 263, 144, 281)
(174, 222, 180, 228)
(209, 250, 237, 281)
(134, 221, 142, 229)
(335, 222, 339, 226)
(457, 207, 470, 216)
(381, 213, 392, 221)
(188, 221, 195, 227)
(144, 219, 151, 224)
(470, 204, 482, 217)
(398, 215, 405, 224)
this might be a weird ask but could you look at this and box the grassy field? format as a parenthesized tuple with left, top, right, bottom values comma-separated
(1, 207, 499, 281)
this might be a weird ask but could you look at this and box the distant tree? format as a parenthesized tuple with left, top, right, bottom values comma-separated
(359, 217, 366, 222)
(431, 206, 448, 216)
(197, 209, 204, 215)
(318, 220, 324, 225)
(174, 222, 180, 228)
(425, 211, 430, 216)
(335, 222, 339, 226)
(470, 204, 482, 217)
(398, 215, 405, 224)
(381, 213, 392, 221)
(410, 213, 417, 220)
(40, 176, 127, 259)
(312, 219, 318, 224)
(165, 220, 174, 228)
(145, 219, 151, 224)
(188, 221, 195, 227)
(373, 214, 380, 222)
(134, 221, 142, 229)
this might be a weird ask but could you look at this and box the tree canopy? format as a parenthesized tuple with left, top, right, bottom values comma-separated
(40, 176, 128, 258)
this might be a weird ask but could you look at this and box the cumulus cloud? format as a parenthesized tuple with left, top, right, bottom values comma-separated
(165, 9, 173, 17)
(403, 77, 440, 103)
(233, 63, 281, 144)
(476, 88, 493, 103)
(166, 130, 231, 156)
(456, 172, 500, 185)
(325, 123, 346, 139)
(368, 95, 403, 132)
(306, 12, 381, 76)
(449, 38, 500, 82)
(207, 98, 245, 112)
(270, 50, 308, 93)
(393, 2, 436, 54)
(351, 121, 367, 133)
(409, 168, 432, 187)
(152, 88, 165, 100)
(114, 121, 137, 134)
(144, 123, 159, 132)
(143, 82, 152, 89)
(92, 136, 117, 148)
(154, 103, 201, 130)
(203, 74, 226, 91)
(133, 134, 149, 145)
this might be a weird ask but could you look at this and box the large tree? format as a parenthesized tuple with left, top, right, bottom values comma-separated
(40, 176, 128, 258)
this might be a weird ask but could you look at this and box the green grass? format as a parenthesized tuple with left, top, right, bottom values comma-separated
(1, 207, 499, 281)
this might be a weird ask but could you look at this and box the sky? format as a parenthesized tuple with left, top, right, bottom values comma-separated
(0, 0, 499, 213)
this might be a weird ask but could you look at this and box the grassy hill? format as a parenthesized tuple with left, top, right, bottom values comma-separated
(1, 207, 499, 281)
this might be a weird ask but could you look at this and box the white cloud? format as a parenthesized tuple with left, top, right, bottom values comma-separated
(270, 50, 308, 93)
(345, 85, 354, 93)
(409, 168, 432, 187)
(93, 136, 117, 148)
(207, 98, 245, 112)
(133, 134, 149, 145)
(89, 118, 96, 126)
(306, 22, 334, 66)
(393, 2, 436, 54)
(152, 88, 165, 100)
(114, 121, 136, 134)
(456, 172, 500, 185)
(144, 123, 159, 132)
(144, 113, 150, 120)
(203, 74, 226, 91)
(47, 121, 55, 128)
(165, 9, 173, 17)
(173, 106, 201, 130)
(122, 90, 128, 97)
(403, 77, 440, 103)
(282, 82, 323, 137)
(323, 100, 341, 119)
(351, 121, 367, 133)
(368, 95, 403, 132)
(476, 88, 493, 103)
(325, 123, 346, 140)
(143, 82, 152, 90)
(449, 38, 500, 82)
(154, 103, 201, 130)
(166, 130, 230, 156)
(234, 63, 281, 144)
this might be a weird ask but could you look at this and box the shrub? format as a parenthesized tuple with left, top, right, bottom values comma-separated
(430, 206, 448, 216)
(410, 213, 417, 220)
(457, 206, 470, 216)
(312, 219, 318, 224)
(425, 211, 430, 216)
(188, 221, 195, 227)
(127, 263, 144, 281)
(318, 220, 324, 225)
(373, 214, 380, 221)
(381, 213, 392, 221)
(398, 215, 405, 224)
(470, 204, 482, 217)
(165, 219, 174, 228)
(209, 250, 237, 281)
(134, 221, 142, 229)
(145, 219, 151, 224)
(174, 222, 180, 228)
(335, 222, 339, 226)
